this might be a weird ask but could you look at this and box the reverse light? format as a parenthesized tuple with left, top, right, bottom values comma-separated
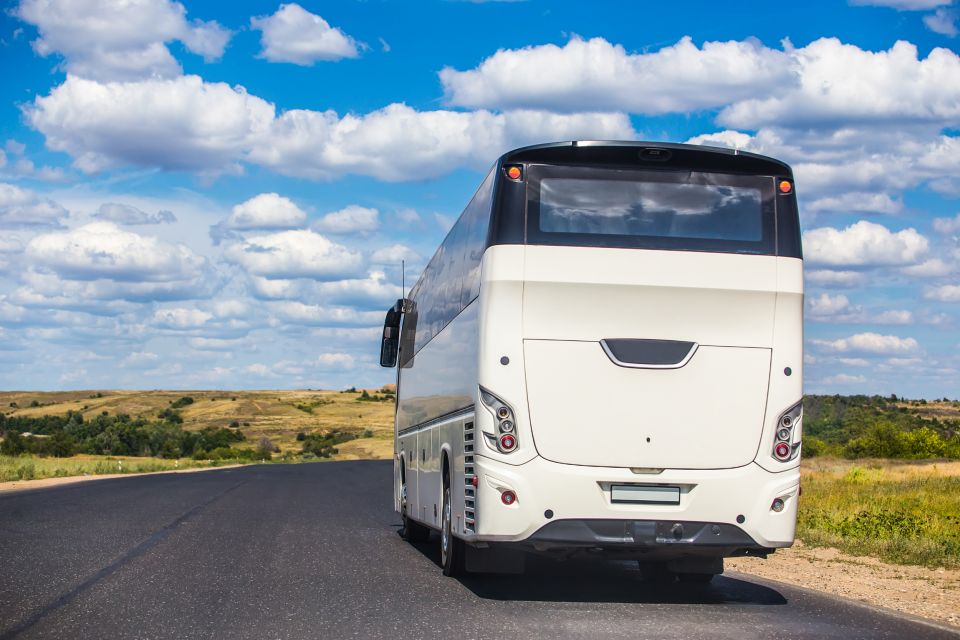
(771, 497, 785, 513)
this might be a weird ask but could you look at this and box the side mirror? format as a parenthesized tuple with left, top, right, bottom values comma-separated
(379, 299, 404, 368)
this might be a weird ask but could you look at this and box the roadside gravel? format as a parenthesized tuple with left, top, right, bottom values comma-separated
(729, 540, 960, 629)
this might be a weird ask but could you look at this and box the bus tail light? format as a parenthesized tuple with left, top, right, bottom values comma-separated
(501, 490, 517, 505)
(480, 387, 519, 454)
(772, 402, 802, 462)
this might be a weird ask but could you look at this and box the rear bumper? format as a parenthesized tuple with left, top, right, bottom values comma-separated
(463, 455, 799, 551)
(517, 518, 769, 560)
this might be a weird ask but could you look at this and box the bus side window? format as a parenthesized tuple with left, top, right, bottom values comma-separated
(460, 169, 495, 307)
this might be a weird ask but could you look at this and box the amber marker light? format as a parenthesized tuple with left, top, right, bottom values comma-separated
(779, 180, 792, 194)
(505, 166, 522, 180)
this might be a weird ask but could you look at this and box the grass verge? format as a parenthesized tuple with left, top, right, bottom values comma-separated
(0, 454, 242, 482)
(797, 458, 960, 568)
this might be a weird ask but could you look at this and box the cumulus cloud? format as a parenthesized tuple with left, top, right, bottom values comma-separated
(210, 193, 306, 243)
(441, 36, 960, 130)
(822, 373, 867, 385)
(27, 75, 275, 175)
(924, 9, 959, 37)
(94, 202, 176, 225)
(803, 220, 928, 266)
(251, 3, 360, 65)
(923, 284, 960, 302)
(717, 39, 960, 129)
(933, 213, 960, 234)
(151, 307, 213, 329)
(902, 258, 955, 277)
(312, 205, 379, 234)
(224, 229, 363, 280)
(806, 293, 913, 324)
(15, 0, 230, 81)
(270, 301, 381, 326)
(27, 76, 635, 181)
(0, 183, 67, 227)
(806, 192, 903, 215)
(811, 332, 920, 354)
(250, 103, 635, 181)
(26, 221, 204, 282)
(440, 36, 792, 114)
(370, 243, 420, 264)
(316, 352, 355, 369)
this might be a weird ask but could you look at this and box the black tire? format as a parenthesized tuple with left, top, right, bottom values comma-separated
(440, 482, 465, 576)
(678, 572, 715, 585)
(400, 477, 430, 543)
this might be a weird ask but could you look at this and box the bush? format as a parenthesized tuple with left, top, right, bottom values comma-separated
(171, 396, 194, 409)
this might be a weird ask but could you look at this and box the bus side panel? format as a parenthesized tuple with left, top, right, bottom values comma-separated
(395, 303, 480, 527)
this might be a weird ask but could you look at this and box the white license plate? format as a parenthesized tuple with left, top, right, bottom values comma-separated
(611, 484, 680, 505)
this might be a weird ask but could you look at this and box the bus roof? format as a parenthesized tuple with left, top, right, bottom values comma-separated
(498, 140, 793, 177)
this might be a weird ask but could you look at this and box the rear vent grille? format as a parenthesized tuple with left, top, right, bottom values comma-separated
(464, 420, 476, 533)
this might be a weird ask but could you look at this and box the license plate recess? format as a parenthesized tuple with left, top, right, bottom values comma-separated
(611, 484, 680, 505)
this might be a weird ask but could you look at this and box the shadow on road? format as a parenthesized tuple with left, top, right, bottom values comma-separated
(403, 531, 787, 606)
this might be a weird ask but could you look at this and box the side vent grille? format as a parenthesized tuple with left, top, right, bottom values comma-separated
(464, 420, 476, 533)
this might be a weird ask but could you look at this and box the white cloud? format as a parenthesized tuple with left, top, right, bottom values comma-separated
(224, 229, 363, 280)
(808, 293, 852, 317)
(717, 39, 960, 129)
(370, 244, 419, 264)
(850, 0, 951, 9)
(250, 103, 635, 182)
(902, 258, 955, 277)
(94, 202, 176, 225)
(123, 351, 158, 367)
(440, 36, 792, 114)
(27, 75, 275, 175)
(152, 307, 212, 329)
(806, 192, 903, 215)
(923, 284, 960, 302)
(811, 332, 920, 354)
(933, 213, 960, 234)
(211, 193, 306, 243)
(805, 270, 867, 288)
(837, 357, 871, 367)
(441, 36, 960, 130)
(924, 8, 959, 36)
(28, 76, 634, 181)
(312, 205, 379, 234)
(15, 0, 230, 81)
(803, 220, 928, 266)
(315, 271, 402, 308)
(26, 221, 205, 282)
(823, 373, 867, 385)
(0, 183, 67, 227)
(873, 309, 915, 324)
(316, 352, 355, 369)
(251, 3, 360, 65)
(270, 301, 381, 326)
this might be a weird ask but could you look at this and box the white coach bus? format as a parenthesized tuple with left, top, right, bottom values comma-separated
(379, 141, 803, 582)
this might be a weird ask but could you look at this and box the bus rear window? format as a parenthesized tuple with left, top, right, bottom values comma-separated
(527, 166, 776, 255)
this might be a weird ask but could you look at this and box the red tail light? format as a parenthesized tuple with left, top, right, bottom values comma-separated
(774, 442, 791, 460)
(499, 434, 516, 450)
(501, 490, 517, 505)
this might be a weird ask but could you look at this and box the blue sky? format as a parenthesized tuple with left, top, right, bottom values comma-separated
(0, 0, 958, 397)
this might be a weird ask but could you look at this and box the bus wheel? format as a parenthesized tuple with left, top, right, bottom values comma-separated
(400, 479, 429, 543)
(678, 573, 715, 585)
(441, 481, 465, 576)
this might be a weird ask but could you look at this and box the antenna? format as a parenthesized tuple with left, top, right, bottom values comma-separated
(401, 259, 405, 300)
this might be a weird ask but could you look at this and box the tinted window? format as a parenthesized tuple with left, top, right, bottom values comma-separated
(528, 165, 776, 255)
(461, 169, 495, 305)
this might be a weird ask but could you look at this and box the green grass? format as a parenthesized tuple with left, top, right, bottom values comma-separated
(0, 454, 241, 482)
(797, 458, 960, 568)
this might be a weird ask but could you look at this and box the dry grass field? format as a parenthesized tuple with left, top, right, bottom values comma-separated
(0, 388, 397, 460)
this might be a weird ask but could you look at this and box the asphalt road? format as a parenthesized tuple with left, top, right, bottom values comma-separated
(1, 461, 957, 640)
